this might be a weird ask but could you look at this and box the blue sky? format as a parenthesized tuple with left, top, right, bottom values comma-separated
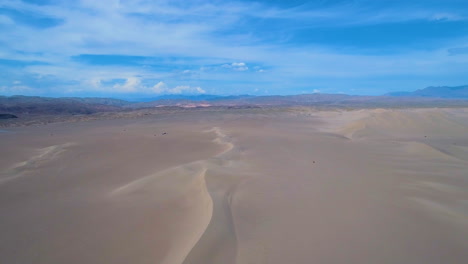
(0, 0, 467, 97)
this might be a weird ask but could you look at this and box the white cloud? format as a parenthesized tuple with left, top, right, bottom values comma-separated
(222, 62, 249, 71)
(430, 13, 463, 21)
(253, 66, 265, 72)
(87, 78, 101, 88)
(151, 81, 168, 93)
(313, 89, 320, 93)
(232, 62, 245, 67)
(80, 78, 207, 95)
(233, 62, 248, 71)
(151, 82, 205, 94)
(172, 85, 206, 94)
(0, 85, 36, 95)
(113, 77, 141, 92)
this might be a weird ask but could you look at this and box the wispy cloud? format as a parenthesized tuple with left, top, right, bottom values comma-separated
(222, 62, 249, 71)
(448, 46, 468, 55)
(0, 0, 467, 96)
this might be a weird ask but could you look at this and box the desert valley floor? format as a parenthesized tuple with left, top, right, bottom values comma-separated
(1, 107, 467, 264)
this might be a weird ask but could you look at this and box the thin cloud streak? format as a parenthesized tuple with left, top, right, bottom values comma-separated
(0, 0, 467, 96)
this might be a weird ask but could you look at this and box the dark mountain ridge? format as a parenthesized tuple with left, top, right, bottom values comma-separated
(0, 96, 124, 115)
(2, 85, 468, 115)
(386, 85, 468, 98)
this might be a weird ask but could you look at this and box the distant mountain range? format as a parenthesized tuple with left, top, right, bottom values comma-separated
(0, 96, 126, 115)
(386, 85, 468, 98)
(1, 85, 468, 115)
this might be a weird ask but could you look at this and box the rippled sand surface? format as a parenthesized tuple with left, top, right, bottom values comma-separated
(1, 108, 467, 263)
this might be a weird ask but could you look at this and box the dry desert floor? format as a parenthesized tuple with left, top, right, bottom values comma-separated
(1, 108, 467, 263)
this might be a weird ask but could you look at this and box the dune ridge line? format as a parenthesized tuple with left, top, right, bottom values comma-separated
(109, 127, 240, 264)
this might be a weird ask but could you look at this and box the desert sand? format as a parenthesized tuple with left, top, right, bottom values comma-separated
(1, 108, 467, 263)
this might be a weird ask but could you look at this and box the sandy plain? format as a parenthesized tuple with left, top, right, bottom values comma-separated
(1, 107, 467, 263)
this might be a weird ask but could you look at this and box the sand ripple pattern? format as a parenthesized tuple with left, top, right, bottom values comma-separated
(0, 143, 75, 184)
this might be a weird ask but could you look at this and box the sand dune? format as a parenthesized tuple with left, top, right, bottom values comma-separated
(111, 161, 213, 264)
(110, 126, 241, 264)
(0, 108, 467, 263)
(404, 141, 464, 161)
(325, 108, 468, 139)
